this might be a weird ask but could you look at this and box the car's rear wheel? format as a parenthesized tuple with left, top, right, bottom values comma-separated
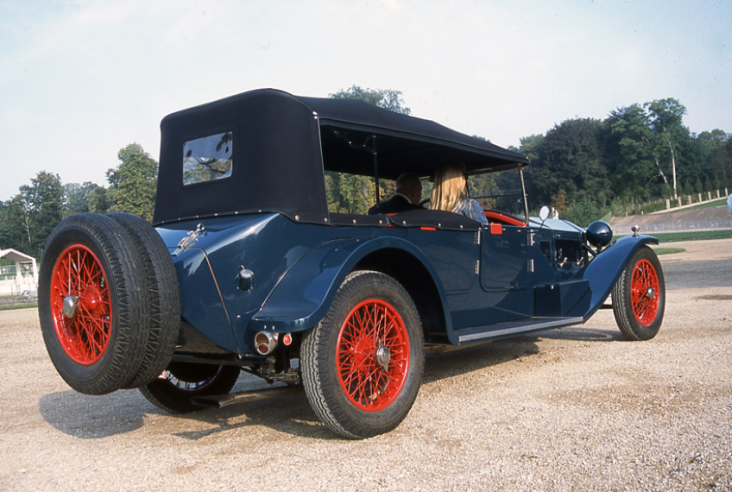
(38, 213, 150, 394)
(301, 271, 424, 439)
(108, 213, 180, 389)
(612, 246, 665, 341)
(139, 362, 241, 413)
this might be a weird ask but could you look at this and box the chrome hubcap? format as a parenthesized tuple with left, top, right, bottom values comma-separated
(375, 342, 391, 372)
(62, 295, 79, 318)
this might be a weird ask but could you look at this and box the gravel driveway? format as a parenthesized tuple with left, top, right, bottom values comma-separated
(1, 239, 731, 491)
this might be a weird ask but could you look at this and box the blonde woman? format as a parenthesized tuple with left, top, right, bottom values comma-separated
(429, 163, 488, 225)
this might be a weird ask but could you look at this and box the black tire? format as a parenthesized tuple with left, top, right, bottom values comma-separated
(38, 213, 150, 395)
(108, 213, 181, 389)
(139, 362, 241, 413)
(612, 246, 665, 341)
(301, 271, 424, 439)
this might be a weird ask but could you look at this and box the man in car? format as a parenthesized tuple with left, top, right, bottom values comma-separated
(368, 172, 423, 214)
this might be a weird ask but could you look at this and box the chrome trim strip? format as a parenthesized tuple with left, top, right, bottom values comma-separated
(458, 317, 584, 343)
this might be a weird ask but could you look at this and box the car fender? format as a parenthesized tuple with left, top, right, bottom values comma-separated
(248, 236, 450, 334)
(582, 234, 659, 320)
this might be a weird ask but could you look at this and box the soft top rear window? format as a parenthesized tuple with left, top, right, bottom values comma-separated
(183, 132, 233, 186)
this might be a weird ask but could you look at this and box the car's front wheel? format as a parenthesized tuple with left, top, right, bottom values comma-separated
(612, 246, 665, 341)
(301, 271, 424, 439)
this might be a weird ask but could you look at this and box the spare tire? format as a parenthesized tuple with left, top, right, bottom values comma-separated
(109, 213, 180, 389)
(38, 213, 150, 395)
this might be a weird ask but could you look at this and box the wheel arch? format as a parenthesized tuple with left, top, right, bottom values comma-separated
(249, 237, 451, 342)
(582, 235, 660, 320)
(354, 248, 449, 344)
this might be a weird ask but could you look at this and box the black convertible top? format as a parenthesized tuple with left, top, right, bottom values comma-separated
(154, 89, 528, 225)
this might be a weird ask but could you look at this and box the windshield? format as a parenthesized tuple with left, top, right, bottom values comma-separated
(468, 167, 526, 222)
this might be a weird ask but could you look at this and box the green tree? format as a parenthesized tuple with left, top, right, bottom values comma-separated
(603, 104, 663, 198)
(645, 98, 689, 199)
(107, 143, 158, 222)
(517, 134, 544, 163)
(705, 131, 732, 189)
(87, 185, 110, 214)
(18, 171, 64, 258)
(0, 195, 32, 253)
(329, 85, 411, 115)
(526, 118, 610, 209)
(63, 181, 107, 217)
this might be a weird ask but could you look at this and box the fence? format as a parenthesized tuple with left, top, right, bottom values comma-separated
(614, 188, 730, 217)
(638, 219, 732, 233)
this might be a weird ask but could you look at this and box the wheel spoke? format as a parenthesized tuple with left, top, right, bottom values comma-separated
(629, 259, 659, 326)
(50, 245, 113, 365)
(337, 298, 410, 411)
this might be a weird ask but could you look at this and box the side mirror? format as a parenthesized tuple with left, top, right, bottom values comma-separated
(539, 205, 550, 221)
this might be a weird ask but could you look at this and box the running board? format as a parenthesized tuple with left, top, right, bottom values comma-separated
(191, 385, 303, 409)
(455, 316, 584, 344)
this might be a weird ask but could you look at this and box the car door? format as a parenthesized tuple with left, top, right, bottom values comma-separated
(479, 222, 533, 320)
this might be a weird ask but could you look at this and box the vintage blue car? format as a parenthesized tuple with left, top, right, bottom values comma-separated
(38, 89, 665, 438)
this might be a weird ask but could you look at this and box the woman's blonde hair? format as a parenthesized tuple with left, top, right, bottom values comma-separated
(429, 162, 467, 213)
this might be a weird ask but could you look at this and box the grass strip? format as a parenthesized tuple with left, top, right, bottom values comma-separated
(617, 230, 732, 242)
(654, 247, 686, 255)
(0, 302, 38, 311)
(652, 230, 732, 242)
(687, 198, 728, 210)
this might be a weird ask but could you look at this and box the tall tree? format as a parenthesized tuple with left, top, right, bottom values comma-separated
(645, 98, 689, 199)
(19, 171, 64, 258)
(603, 104, 665, 199)
(526, 118, 610, 209)
(0, 195, 32, 253)
(517, 134, 544, 163)
(107, 143, 158, 222)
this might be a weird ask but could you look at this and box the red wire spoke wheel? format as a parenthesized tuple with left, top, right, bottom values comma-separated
(302, 271, 424, 439)
(629, 259, 660, 326)
(613, 246, 665, 341)
(336, 299, 410, 411)
(38, 213, 150, 395)
(50, 244, 112, 365)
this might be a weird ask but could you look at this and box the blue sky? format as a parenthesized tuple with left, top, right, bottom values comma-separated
(1, 0, 730, 200)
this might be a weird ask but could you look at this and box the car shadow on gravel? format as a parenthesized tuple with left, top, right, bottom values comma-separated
(164, 392, 343, 441)
(422, 324, 622, 384)
(38, 381, 338, 441)
(39, 326, 623, 441)
(39, 389, 149, 438)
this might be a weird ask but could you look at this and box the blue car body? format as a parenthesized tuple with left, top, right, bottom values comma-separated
(156, 212, 655, 358)
(151, 88, 656, 369)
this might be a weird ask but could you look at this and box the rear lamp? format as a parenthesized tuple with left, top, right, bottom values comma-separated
(254, 331, 278, 355)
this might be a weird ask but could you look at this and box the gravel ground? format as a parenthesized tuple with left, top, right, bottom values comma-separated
(1, 239, 731, 491)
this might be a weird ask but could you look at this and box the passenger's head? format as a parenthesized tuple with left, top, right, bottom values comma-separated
(395, 172, 422, 205)
(429, 162, 467, 212)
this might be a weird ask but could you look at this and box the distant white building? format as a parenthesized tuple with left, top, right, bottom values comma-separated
(0, 249, 38, 296)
